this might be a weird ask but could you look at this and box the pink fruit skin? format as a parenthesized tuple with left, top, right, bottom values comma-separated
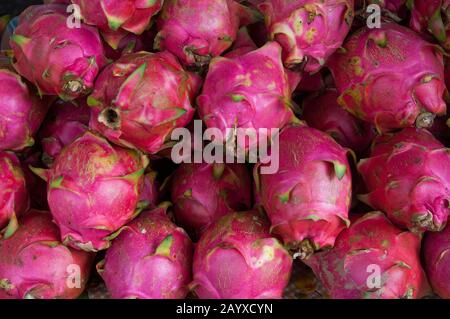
(423, 224, 450, 298)
(255, 125, 352, 258)
(39, 100, 90, 167)
(170, 163, 252, 239)
(155, 0, 247, 66)
(0, 210, 94, 299)
(89, 51, 200, 155)
(191, 210, 292, 299)
(198, 42, 299, 151)
(21, 152, 49, 210)
(33, 131, 148, 252)
(302, 88, 376, 156)
(254, 0, 354, 72)
(0, 152, 29, 231)
(306, 212, 431, 299)
(139, 170, 160, 210)
(358, 128, 450, 232)
(328, 23, 446, 133)
(10, 4, 106, 100)
(0, 69, 49, 151)
(102, 29, 154, 61)
(71, 0, 163, 49)
(97, 205, 193, 299)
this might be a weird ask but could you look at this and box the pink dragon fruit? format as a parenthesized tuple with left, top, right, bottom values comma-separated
(191, 210, 292, 299)
(10, 4, 106, 100)
(251, 0, 355, 72)
(71, 0, 163, 49)
(102, 29, 154, 61)
(155, 0, 260, 67)
(97, 204, 193, 299)
(254, 124, 352, 259)
(170, 163, 252, 239)
(0, 69, 49, 151)
(423, 223, 450, 298)
(328, 22, 446, 133)
(358, 128, 450, 232)
(0, 152, 29, 232)
(0, 210, 94, 299)
(139, 170, 160, 210)
(31, 131, 149, 252)
(39, 99, 90, 167)
(88, 51, 200, 155)
(305, 212, 430, 299)
(409, 0, 450, 51)
(198, 41, 299, 152)
(302, 88, 376, 156)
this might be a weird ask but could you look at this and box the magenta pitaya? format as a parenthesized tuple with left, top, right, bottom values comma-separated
(0, 69, 49, 151)
(0, 210, 94, 299)
(88, 51, 200, 155)
(170, 163, 252, 238)
(155, 0, 259, 67)
(198, 41, 299, 152)
(306, 212, 430, 299)
(0, 152, 29, 232)
(71, 0, 163, 49)
(252, 0, 355, 72)
(139, 170, 160, 210)
(358, 128, 450, 232)
(191, 210, 292, 299)
(328, 23, 446, 132)
(10, 4, 106, 100)
(302, 88, 376, 156)
(97, 204, 192, 299)
(423, 223, 450, 298)
(32, 131, 148, 252)
(39, 100, 90, 167)
(254, 124, 352, 259)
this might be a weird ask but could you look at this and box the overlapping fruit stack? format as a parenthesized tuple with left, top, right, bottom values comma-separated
(0, 0, 450, 299)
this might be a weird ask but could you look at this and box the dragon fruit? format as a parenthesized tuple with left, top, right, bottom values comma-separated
(88, 51, 200, 155)
(198, 41, 299, 152)
(0, 152, 29, 232)
(251, 0, 355, 72)
(0, 210, 94, 299)
(423, 223, 450, 298)
(305, 212, 430, 299)
(155, 0, 260, 67)
(170, 163, 252, 239)
(358, 128, 450, 232)
(71, 0, 163, 49)
(39, 100, 90, 167)
(102, 29, 154, 61)
(0, 69, 49, 151)
(97, 204, 193, 299)
(328, 23, 446, 133)
(31, 131, 149, 252)
(191, 210, 292, 299)
(409, 0, 450, 51)
(10, 4, 106, 100)
(302, 88, 376, 156)
(139, 170, 160, 210)
(254, 124, 352, 259)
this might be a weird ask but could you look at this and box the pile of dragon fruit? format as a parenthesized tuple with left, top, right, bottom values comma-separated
(1, 0, 450, 300)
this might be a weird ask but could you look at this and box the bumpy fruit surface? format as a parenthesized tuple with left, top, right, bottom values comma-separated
(0, 69, 49, 151)
(191, 210, 292, 299)
(0, 210, 94, 299)
(10, 4, 106, 100)
(97, 205, 193, 299)
(306, 212, 430, 299)
(32, 131, 148, 252)
(253, 0, 354, 72)
(423, 224, 450, 298)
(89, 51, 199, 154)
(170, 163, 252, 238)
(328, 23, 446, 132)
(198, 42, 299, 152)
(255, 125, 352, 259)
(358, 128, 450, 232)
(0, 152, 29, 231)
